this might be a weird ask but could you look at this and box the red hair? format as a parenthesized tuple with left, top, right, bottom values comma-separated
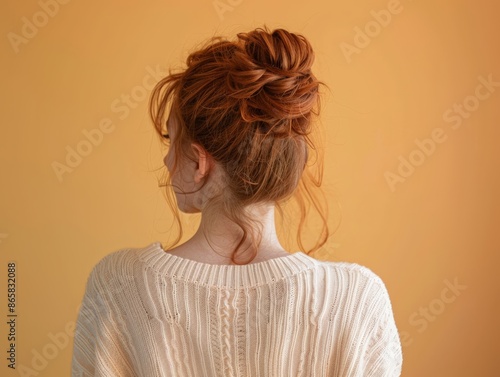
(149, 26, 331, 264)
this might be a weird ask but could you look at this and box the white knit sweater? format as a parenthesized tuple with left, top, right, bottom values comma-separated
(71, 242, 402, 376)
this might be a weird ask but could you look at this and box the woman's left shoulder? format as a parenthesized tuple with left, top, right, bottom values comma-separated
(89, 243, 156, 278)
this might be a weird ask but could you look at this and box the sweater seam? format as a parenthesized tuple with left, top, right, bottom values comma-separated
(144, 264, 319, 290)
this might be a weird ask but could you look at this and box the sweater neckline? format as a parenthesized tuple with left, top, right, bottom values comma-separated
(139, 242, 319, 289)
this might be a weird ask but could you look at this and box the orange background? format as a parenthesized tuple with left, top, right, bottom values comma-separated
(1, 0, 499, 376)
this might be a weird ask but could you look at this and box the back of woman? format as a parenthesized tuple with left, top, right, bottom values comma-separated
(71, 26, 403, 377)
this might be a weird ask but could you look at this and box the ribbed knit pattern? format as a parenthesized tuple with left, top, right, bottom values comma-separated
(71, 242, 402, 376)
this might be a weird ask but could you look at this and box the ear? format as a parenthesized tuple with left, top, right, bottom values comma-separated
(191, 143, 211, 184)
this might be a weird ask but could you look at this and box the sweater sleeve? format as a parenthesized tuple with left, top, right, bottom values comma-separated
(362, 275, 403, 377)
(71, 257, 136, 377)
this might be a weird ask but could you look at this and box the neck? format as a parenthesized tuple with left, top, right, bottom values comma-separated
(187, 204, 287, 263)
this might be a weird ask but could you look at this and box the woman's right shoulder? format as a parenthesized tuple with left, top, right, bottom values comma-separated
(310, 258, 393, 301)
(311, 256, 385, 282)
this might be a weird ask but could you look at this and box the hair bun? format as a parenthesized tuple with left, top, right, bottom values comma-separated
(226, 27, 320, 137)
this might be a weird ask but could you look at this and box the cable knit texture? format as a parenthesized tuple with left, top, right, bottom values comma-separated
(71, 242, 403, 376)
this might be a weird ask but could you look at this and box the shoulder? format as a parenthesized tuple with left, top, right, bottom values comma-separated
(315, 260, 401, 349)
(83, 243, 158, 290)
(311, 258, 396, 314)
(89, 242, 157, 272)
(315, 258, 389, 292)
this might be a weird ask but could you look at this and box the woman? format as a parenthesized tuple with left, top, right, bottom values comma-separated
(71, 26, 403, 376)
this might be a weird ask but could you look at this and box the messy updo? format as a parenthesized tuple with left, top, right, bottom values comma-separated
(149, 26, 330, 264)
